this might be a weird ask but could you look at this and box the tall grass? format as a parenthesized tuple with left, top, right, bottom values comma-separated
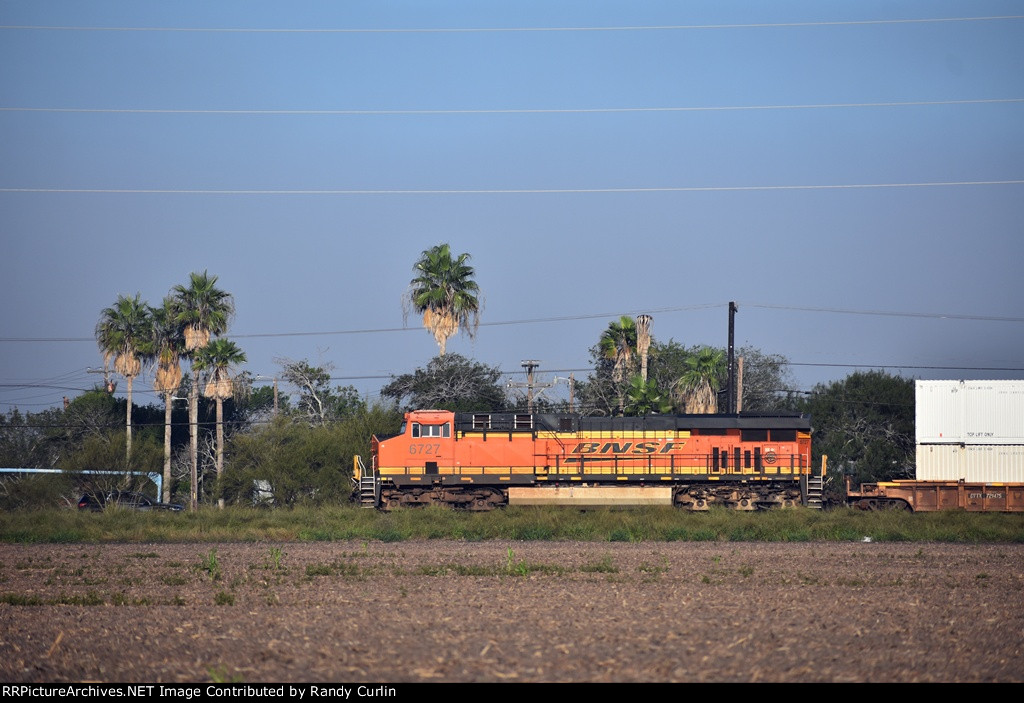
(0, 505, 1021, 544)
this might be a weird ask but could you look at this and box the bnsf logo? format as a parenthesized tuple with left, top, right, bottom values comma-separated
(571, 441, 685, 455)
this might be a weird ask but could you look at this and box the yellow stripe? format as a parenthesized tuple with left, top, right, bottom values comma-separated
(379, 466, 809, 479)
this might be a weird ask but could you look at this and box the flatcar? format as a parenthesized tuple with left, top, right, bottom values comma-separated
(354, 409, 820, 510)
(845, 477, 1024, 512)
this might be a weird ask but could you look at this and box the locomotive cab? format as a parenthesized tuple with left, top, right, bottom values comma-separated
(397, 410, 455, 476)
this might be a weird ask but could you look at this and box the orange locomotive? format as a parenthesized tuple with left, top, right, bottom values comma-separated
(354, 410, 819, 510)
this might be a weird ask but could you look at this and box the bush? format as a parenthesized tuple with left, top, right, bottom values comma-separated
(220, 406, 400, 507)
(0, 473, 77, 510)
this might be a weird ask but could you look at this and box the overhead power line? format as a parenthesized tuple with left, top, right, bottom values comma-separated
(744, 303, 1024, 323)
(2, 180, 1022, 196)
(2, 16, 1021, 33)
(0, 302, 1021, 346)
(3, 98, 1021, 115)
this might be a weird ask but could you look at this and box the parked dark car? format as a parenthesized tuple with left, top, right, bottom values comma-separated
(77, 491, 184, 512)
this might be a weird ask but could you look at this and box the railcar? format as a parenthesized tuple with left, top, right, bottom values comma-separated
(845, 477, 1024, 512)
(354, 409, 820, 510)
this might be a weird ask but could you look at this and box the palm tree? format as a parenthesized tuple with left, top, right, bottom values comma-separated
(598, 316, 637, 414)
(676, 347, 726, 414)
(624, 375, 672, 416)
(172, 271, 234, 510)
(403, 243, 481, 356)
(95, 294, 152, 462)
(194, 338, 246, 508)
(150, 297, 185, 503)
(635, 314, 653, 382)
(599, 316, 638, 383)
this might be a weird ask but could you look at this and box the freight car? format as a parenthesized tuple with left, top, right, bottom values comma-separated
(845, 477, 1024, 512)
(843, 380, 1024, 512)
(353, 409, 821, 510)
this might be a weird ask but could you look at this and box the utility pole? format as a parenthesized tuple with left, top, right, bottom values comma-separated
(508, 360, 556, 413)
(727, 302, 738, 414)
(522, 360, 540, 413)
(87, 367, 115, 394)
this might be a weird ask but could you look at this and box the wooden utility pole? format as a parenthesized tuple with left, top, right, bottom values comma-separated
(508, 360, 556, 413)
(727, 302, 738, 414)
(523, 360, 538, 413)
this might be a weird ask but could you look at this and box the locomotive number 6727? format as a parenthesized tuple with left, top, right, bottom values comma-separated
(355, 409, 821, 511)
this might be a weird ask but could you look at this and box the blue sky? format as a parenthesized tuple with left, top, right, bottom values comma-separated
(1, 1, 1022, 413)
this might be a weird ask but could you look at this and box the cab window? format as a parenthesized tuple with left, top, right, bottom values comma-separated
(411, 423, 450, 438)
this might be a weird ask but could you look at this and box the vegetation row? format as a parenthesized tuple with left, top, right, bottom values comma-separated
(0, 505, 1021, 544)
(2, 246, 920, 512)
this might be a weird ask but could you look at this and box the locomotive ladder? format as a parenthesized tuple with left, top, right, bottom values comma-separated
(355, 456, 380, 508)
(804, 475, 824, 509)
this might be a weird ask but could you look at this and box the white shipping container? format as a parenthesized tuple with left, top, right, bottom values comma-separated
(916, 380, 1024, 445)
(916, 444, 1024, 483)
(916, 381, 964, 443)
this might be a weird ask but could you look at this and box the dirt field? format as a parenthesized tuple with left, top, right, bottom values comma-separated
(0, 540, 1021, 683)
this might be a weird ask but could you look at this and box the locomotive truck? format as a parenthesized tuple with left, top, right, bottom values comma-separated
(354, 409, 821, 510)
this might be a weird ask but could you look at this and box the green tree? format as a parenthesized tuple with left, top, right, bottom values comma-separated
(645, 339, 697, 404)
(0, 407, 64, 470)
(59, 389, 123, 446)
(221, 404, 401, 507)
(95, 293, 153, 460)
(59, 430, 162, 477)
(796, 371, 915, 494)
(172, 271, 234, 511)
(59, 428, 164, 504)
(646, 340, 794, 413)
(623, 376, 673, 416)
(230, 372, 284, 427)
(194, 338, 247, 507)
(276, 358, 365, 426)
(150, 297, 185, 503)
(675, 346, 726, 413)
(734, 345, 797, 412)
(381, 354, 506, 412)
(403, 243, 481, 356)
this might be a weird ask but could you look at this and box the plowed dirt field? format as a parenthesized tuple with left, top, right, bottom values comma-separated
(1, 541, 1021, 683)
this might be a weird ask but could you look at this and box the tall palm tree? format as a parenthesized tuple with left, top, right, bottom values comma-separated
(95, 293, 152, 462)
(635, 314, 653, 382)
(599, 316, 638, 383)
(172, 271, 234, 510)
(150, 297, 185, 503)
(598, 316, 637, 414)
(676, 347, 726, 414)
(194, 338, 246, 508)
(403, 243, 481, 356)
